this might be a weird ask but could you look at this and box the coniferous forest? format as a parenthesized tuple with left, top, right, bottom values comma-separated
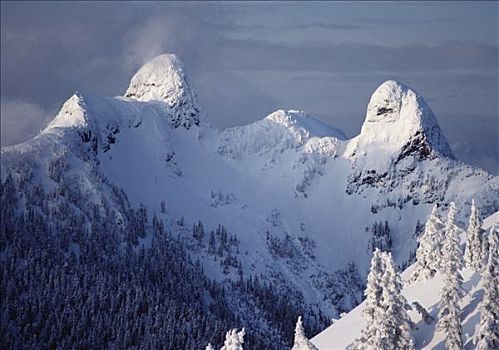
(0, 171, 328, 349)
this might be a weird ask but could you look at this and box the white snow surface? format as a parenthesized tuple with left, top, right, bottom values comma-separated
(1, 54, 498, 320)
(312, 211, 499, 350)
(217, 109, 346, 160)
(125, 54, 197, 105)
(47, 93, 88, 129)
(345, 80, 454, 172)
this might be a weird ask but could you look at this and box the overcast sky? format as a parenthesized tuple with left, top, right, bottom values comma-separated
(1, 1, 497, 174)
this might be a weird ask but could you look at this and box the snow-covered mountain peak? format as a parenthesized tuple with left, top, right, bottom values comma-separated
(125, 54, 203, 128)
(46, 92, 88, 130)
(355, 80, 453, 159)
(364, 80, 406, 124)
(125, 54, 190, 103)
(343, 80, 457, 197)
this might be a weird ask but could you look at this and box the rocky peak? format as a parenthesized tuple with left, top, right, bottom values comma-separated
(349, 80, 454, 161)
(124, 54, 202, 129)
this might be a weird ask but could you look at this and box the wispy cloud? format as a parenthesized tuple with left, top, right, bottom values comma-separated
(1, 99, 50, 146)
(122, 16, 180, 69)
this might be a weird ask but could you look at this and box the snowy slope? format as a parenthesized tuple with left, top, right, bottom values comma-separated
(312, 211, 499, 349)
(1, 53, 498, 326)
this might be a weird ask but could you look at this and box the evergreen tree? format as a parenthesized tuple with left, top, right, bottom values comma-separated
(369, 221, 392, 253)
(464, 200, 485, 271)
(381, 252, 415, 349)
(291, 316, 318, 350)
(412, 205, 443, 281)
(353, 249, 384, 349)
(474, 226, 499, 350)
(436, 202, 464, 350)
(352, 249, 414, 350)
(221, 328, 245, 350)
(205, 344, 215, 350)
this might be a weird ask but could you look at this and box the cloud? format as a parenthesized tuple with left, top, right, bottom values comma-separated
(1, 99, 50, 146)
(192, 71, 278, 127)
(443, 114, 498, 175)
(120, 9, 230, 71)
(122, 16, 179, 69)
(451, 141, 498, 175)
(205, 38, 498, 74)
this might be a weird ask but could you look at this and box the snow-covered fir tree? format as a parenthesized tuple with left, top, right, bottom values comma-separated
(381, 252, 415, 349)
(436, 202, 464, 350)
(441, 202, 464, 282)
(205, 344, 215, 350)
(464, 200, 485, 271)
(221, 328, 245, 350)
(291, 316, 318, 350)
(352, 249, 384, 349)
(474, 226, 499, 350)
(352, 249, 414, 350)
(411, 205, 443, 281)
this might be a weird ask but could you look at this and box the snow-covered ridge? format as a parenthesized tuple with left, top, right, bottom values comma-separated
(217, 109, 346, 160)
(265, 109, 346, 140)
(29, 57, 456, 168)
(37, 54, 204, 140)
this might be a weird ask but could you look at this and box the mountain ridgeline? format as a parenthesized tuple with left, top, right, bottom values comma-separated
(1, 54, 498, 349)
